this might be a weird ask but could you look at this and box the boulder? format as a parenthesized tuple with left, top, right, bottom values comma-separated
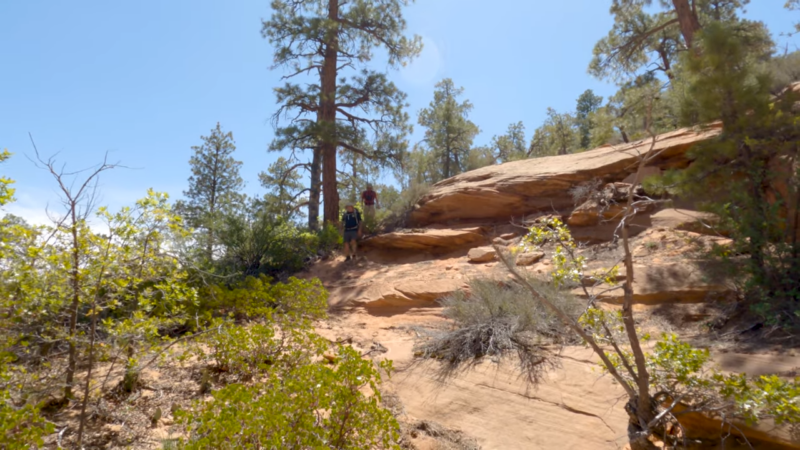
(467, 246, 496, 263)
(516, 251, 545, 266)
(409, 125, 721, 227)
(360, 227, 486, 253)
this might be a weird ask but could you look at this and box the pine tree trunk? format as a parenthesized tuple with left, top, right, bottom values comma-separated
(321, 0, 340, 225)
(444, 144, 451, 179)
(671, 0, 701, 50)
(308, 146, 321, 231)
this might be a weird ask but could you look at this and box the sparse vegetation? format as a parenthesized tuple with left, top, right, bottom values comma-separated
(4, 1, 800, 449)
(415, 276, 583, 382)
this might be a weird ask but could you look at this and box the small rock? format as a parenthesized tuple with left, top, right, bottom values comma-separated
(150, 407, 162, 427)
(500, 232, 517, 240)
(445, 265, 454, 270)
(492, 237, 511, 246)
(323, 353, 338, 363)
(467, 246, 496, 263)
(516, 251, 545, 266)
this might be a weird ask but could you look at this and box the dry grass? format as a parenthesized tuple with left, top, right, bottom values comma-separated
(414, 276, 584, 383)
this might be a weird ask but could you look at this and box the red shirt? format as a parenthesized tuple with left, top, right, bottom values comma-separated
(362, 190, 377, 205)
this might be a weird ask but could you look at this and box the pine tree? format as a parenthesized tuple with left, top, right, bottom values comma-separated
(417, 78, 480, 180)
(663, 22, 800, 329)
(263, 0, 421, 226)
(491, 122, 527, 163)
(528, 108, 579, 157)
(178, 123, 244, 260)
(575, 90, 604, 150)
(591, 1, 769, 83)
(258, 156, 306, 221)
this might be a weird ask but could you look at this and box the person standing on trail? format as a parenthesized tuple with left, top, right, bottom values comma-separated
(361, 183, 379, 220)
(340, 204, 363, 261)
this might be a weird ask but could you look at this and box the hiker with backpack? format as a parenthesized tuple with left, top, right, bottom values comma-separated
(361, 184, 379, 220)
(340, 203, 363, 261)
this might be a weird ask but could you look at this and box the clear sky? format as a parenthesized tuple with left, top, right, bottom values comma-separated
(2, 1, 798, 224)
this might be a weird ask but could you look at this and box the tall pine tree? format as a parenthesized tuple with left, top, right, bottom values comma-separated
(178, 123, 244, 261)
(263, 0, 421, 226)
(417, 78, 480, 179)
(575, 90, 604, 150)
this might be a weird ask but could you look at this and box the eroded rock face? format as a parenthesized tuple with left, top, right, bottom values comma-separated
(567, 182, 647, 227)
(573, 263, 732, 305)
(409, 125, 721, 227)
(360, 227, 486, 252)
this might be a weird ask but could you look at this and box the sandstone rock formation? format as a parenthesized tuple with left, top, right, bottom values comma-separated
(360, 227, 486, 253)
(409, 124, 721, 227)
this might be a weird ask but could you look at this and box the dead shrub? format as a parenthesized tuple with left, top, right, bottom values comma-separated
(414, 276, 583, 383)
(568, 178, 602, 206)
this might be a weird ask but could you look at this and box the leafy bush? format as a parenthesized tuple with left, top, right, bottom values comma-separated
(0, 357, 53, 449)
(218, 212, 321, 275)
(192, 275, 328, 324)
(317, 222, 342, 254)
(199, 321, 327, 380)
(176, 345, 400, 449)
(581, 310, 800, 430)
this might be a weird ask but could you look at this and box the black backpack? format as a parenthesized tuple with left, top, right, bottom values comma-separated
(342, 210, 361, 230)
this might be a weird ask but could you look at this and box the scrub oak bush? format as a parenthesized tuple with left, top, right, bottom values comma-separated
(176, 345, 400, 449)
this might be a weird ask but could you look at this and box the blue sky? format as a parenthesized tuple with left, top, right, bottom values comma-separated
(1, 1, 798, 224)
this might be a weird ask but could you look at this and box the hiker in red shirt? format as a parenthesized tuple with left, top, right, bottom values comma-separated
(361, 183, 379, 220)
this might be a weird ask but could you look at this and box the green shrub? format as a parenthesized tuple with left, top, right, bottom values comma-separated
(199, 321, 327, 380)
(192, 275, 328, 325)
(218, 213, 321, 276)
(317, 222, 342, 253)
(176, 345, 400, 449)
(0, 357, 53, 449)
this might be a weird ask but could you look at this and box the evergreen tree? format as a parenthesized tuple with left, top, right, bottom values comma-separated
(591, 1, 769, 83)
(263, 0, 421, 226)
(178, 123, 244, 261)
(491, 122, 527, 163)
(528, 108, 579, 157)
(465, 145, 496, 171)
(575, 90, 604, 149)
(268, 123, 321, 230)
(417, 79, 480, 180)
(258, 156, 307, 221)
(662, 22, 800, 329)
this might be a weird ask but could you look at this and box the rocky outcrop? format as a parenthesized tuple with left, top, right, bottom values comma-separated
(360, 227, 486, 253)
(409, 125, 721, 227)
(567, 182, 648, 227)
